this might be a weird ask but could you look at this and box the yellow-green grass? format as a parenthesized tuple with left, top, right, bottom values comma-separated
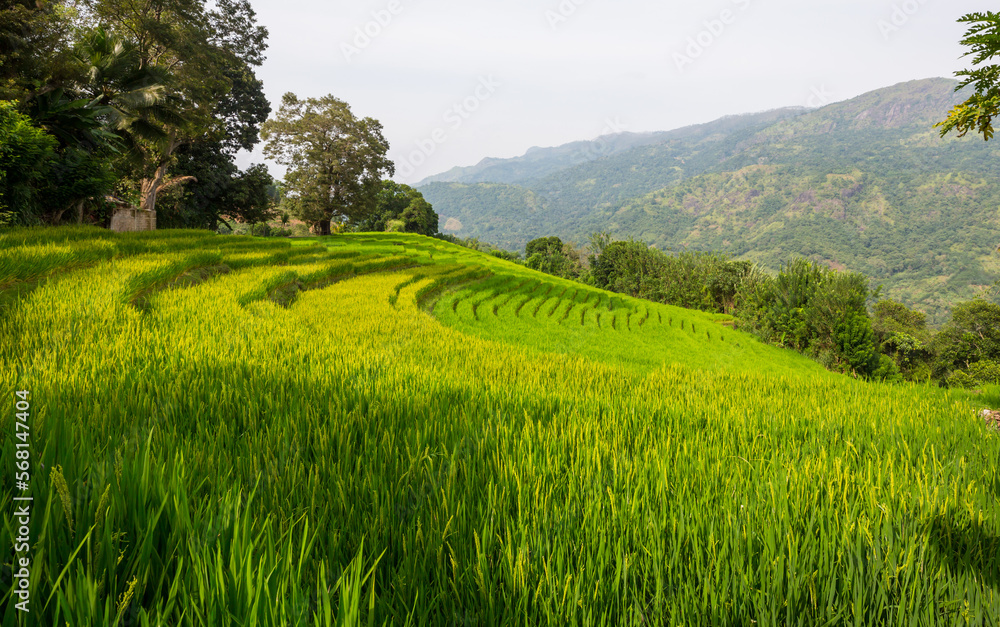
(0, 227, 998, 625)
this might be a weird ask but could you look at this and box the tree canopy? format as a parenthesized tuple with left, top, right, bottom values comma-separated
(81, 0, 272, 213)
(0, 0, 274, 227)
(357, 181, 439, 236)
(261, 93, 394, 235)
(937, 11, 1000, 140)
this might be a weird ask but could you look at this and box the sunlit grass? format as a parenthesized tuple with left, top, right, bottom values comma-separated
(0, 229, 998, 625)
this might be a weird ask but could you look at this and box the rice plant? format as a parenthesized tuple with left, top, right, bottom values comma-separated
(0, 230, 997, 625)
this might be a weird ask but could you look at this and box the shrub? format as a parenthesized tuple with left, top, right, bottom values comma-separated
(872, 354, 904, 383)
(947, 370, 976, 389)
(968, 360, 1000, 385)
(834, 311, 880, 377)
(250, 223, 275, 237)
(0, 101, 57, 224)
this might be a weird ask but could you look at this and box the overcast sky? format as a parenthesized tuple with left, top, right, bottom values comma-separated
(238, 0, 991, 184)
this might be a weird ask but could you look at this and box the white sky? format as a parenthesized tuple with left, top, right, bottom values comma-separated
(238, 0, 992, 184)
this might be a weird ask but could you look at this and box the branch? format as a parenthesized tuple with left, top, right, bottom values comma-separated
(155, 176, 198, 193)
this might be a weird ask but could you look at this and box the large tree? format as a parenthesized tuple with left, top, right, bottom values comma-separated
(81, 0, 269, 214)
(933, 300, 1000, 376)
(154, 0, 271, 229)
(937, 11, 1000, 140)
(261, 93, 393, 236)
(0, 0, 78, 102)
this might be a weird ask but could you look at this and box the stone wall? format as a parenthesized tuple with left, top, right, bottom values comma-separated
(110, 208, 157, 232)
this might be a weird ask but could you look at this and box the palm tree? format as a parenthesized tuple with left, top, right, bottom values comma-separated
(74, 27, 192, 214)
(75, 28, 169, 138)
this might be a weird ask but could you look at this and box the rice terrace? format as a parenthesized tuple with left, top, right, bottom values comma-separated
(5, 0, 1000, 624)
(1, 228, 998, 624)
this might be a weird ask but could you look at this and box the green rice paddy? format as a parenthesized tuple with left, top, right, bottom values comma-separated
(0, 228, 998, 625)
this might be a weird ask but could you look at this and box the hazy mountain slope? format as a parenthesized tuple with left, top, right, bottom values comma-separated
(416, 132, 674, 186)
(421, 107, 811, 243)
(419, 78, 1000, 321)
(418, 107, 807, 187)
(429, 183, 548, 250)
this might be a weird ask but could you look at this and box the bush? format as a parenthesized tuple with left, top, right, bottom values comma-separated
(872, 354, 903, 384)
(0, 101, 57, 224)
(250, 223, 273, 237)
(489, 249, 520, 262)
(968, 360, 1000, 385)
(908, 362, 933, 384)
(359, 181, 439, 235)
(591, 240, 756, 312)
(835, 311, 880, 377)
(933, 300, 1000, 378)
(435, 233, 522, 261)
(947, 370, 976, 389)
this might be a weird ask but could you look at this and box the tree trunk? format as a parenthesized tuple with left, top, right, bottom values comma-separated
(140, 161, 170, 213)
(138, 131, 181, 216)
(76, 200, 85, 224)
(311, 220, 332, 236)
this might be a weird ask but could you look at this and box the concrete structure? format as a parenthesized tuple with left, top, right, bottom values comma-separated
(109, 206, 156, 232)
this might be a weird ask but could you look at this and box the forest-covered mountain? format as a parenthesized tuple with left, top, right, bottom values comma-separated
(417, 108, 806, 186)
(418, 78, 1000, 323)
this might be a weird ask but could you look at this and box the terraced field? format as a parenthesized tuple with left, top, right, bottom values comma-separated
(0, 227, 998, 625)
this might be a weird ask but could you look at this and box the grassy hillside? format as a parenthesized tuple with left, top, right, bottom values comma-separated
(420, 78, 1000, 322)
(1, 228, 998, 625)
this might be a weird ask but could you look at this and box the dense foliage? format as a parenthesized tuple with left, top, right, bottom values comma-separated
(523, 235, 587, 280)
(356, 181, 438, 236)
(933, 300, 1000, 382)
(0, 101, 57, 225)
(736, 259, 891, 379)
(578, 238, 890, 378)
(0, 0, 275, 228)
(872, 300, 935, 381)
(588, 239, 759, 315)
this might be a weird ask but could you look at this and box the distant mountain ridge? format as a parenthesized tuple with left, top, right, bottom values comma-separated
(418, 78, 1000, 323)
(416, 107, 809, 187)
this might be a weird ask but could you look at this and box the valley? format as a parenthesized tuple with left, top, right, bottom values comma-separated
(420, 78, 1000, 323)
